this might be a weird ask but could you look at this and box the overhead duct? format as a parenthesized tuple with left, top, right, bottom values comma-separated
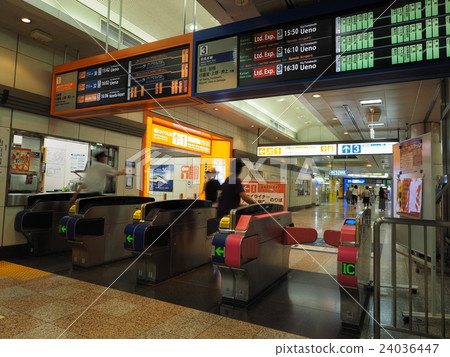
(343, 104, 365, 140)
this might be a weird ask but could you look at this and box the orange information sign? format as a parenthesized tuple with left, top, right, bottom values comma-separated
(242, 181, 286, 208)
(152, 123, 211, 154)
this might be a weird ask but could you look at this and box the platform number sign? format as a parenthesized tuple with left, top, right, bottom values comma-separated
(352, 145, 361, 154)
(199, 45, 208, 56)
(342, 262, 356, 276)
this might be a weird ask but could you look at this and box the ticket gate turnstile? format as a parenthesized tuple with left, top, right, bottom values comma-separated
(212, 204, 318, 304)
(324, 209, 372, 328)
(124, 199, 217, 283)
(59, 196, 154, 267)
(14, 192, 100, 255)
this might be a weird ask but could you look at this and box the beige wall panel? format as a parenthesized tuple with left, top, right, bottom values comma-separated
(105, 130, 127, 147)
(0, 127, 10, 167)
(0, 167, 7, 206)
(2, 206, 27, 246)
(48, 118, 80, 139)
(0, 47, 16, 87)
(12, 111, 49, 134)
(122, 112, 144, 123)
(79, 125, 105, 143)
(0, 107, 11, 128)
(0, 27, 18, 51)
(15, 54, 53, 97)
(126, 135, 142, 150)
(0, 206, 3, 246)
(18, 36, 54, 64)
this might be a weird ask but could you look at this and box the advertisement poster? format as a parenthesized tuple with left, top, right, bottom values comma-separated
(11, 147, 31, 172)
(399, 137, 422, 172)
(149, 165, 174, 192)
(242, 181, 286, 207)
(396, 177, 422, 218)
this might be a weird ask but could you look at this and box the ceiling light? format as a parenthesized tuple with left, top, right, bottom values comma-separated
(21, 17, 32, 24)
(344, 131, 349, 134)
(275, 136, 278, 139)
(368, 123, 385, 127)
(360, 99, 382, 106)
(250, 125, 255, 128)
(312, 94, 321, 98)
(332, 117, 338, 121)
(213, 107, 219, 111)
(277, 98, 286, 102)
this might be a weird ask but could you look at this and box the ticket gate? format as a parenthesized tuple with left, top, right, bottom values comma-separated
(124, 199, 217, 283)
(14, 192, 100, 255)
(59, 196, 154, 267)
(324, 209, 372, 328)
(212, 204, 318, 304)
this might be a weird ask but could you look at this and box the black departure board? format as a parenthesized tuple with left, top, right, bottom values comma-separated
(335, 0, 450, 73)
(76, 61, 129, 109)
(55, 45, 190, 111)
(238, 18, 333, 87)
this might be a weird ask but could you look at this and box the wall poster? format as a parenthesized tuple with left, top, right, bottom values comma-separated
(396, 176, 423, 218)
(149, 165, 174, 192)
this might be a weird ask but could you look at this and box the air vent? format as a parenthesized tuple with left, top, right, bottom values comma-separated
(333, 155, 358, 160)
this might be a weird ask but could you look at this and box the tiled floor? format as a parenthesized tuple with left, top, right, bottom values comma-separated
(1, 200, 448, 339)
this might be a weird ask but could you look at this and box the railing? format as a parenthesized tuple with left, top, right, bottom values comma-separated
(373, 217, 449, 338)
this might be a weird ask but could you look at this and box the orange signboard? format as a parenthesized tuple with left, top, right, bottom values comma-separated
(152, 123, 211, 154)
(242, 181, 286, 208)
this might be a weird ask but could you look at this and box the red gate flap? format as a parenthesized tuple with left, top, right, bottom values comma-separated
(324, 230, 341, 247)
(283, 226, 317, 245)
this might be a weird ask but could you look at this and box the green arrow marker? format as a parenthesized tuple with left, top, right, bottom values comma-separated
(126, 235, 133, 243)
(61, 226, 67, 233)
(215, 246, 224, 257)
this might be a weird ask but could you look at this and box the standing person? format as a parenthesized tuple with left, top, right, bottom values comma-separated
(217, 158, 256, 219)
(351, 185, 358, 207)
(345, 186, 352, 204)
(379, 186, 386, 211)
(362, 186, 371, 208)
(202, 168, 221, 205)
(69, 150, 125, 206)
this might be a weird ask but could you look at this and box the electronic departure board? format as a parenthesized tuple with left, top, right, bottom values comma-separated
(54, 45, 190, 112)
(335, 0, 450, 73)
(239, 18, 333, 87)
(195, 0, 450, 96)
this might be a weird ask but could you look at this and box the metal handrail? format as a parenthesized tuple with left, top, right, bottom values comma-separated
(373, 217, 449, 338)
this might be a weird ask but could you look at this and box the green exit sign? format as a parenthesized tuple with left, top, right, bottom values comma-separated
(342, 262, 356, 276)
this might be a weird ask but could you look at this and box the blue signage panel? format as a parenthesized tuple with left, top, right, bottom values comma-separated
(329, 170, 348, 176)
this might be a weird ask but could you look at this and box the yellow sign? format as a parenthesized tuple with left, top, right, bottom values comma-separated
(152, 123, 211, 154)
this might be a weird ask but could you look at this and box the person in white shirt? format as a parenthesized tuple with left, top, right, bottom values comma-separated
(69, 150, 125, 206)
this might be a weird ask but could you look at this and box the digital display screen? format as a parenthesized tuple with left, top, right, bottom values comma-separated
(54, 46, 190, 112)
(238, 18, 333, 87)
(335, 0, 450, 74)
(345, 219, 357, 225)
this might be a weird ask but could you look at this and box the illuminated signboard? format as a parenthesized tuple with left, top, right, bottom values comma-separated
(337, 142, 396, 155)
(257, 144, 336, 157)
(238, 18, 333, 87)
(329, 170, 348, 176)
(335, 0, 450, 74)
(195, 0, 450, 99)
(342, 262, 356, 276)
(54, 46, 189, 112)
(346, 178, 366, 184)
(151, 123, 211, 154)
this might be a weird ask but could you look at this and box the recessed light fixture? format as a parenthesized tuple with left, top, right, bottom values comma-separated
(275, 136, 278, 139)
(213, 107, 219, 111)
(360, 99, 382, 106)
(344, 131, 349, 134)
(250, 125, 255, 128)
(312, 94, 321, 98)
(367, 123, 385, 127)
(277, 98, 286, 102)
(332, 117, 338, 121)
(20, 17, 32, 24)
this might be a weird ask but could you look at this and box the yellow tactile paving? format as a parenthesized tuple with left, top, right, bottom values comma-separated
(0, 261, 51, 281)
